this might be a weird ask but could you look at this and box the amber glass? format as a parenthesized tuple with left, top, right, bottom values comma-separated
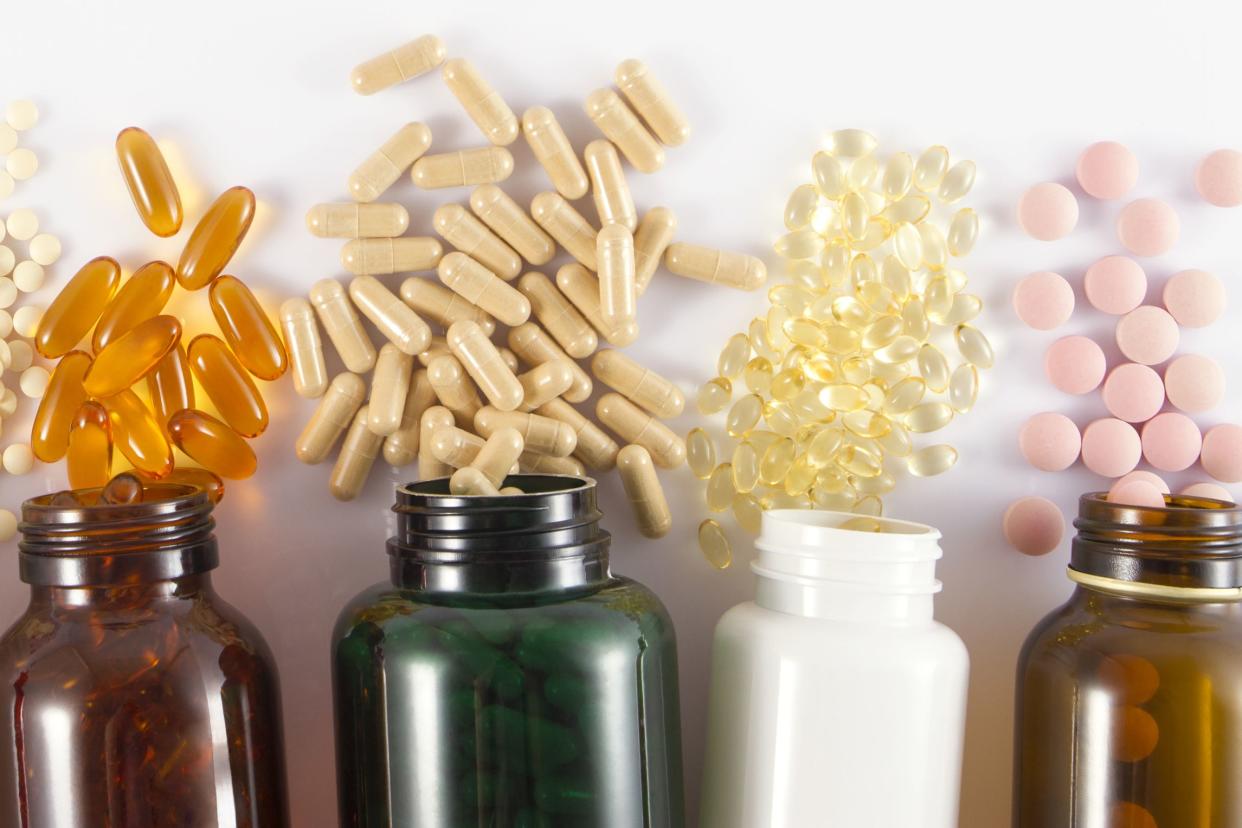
(1015, 492, 1242, 827)
(0, 483, 289, 826)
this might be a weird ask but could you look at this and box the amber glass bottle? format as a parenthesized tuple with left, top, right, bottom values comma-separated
(0, 483, 289, 826)
(1015, 492, 1242, 827)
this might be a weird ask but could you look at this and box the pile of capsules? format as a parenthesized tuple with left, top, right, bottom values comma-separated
(689, 131, 988, 568)
(292, 34, 765, 539)
(0, 100, 39, 198)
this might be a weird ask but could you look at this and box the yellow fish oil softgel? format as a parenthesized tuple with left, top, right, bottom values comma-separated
(441, 58, 518, 146)
(584, 88, 664, 173)
(348, 275, 432, 356)
(309, 278, 377, 374)
(595, 392, 685, 468)
(35, 256, 121, 358)
(103, 389, 173, 478)
(351, 34, 446, 95)
(330, 406, 383, 501)
(616, 444, 672, 538)
(306, 203, 410, 238)
(664, 242, 767, 291)
(209, 275, 288, 380)
(399, 277, 496, 334)
(436, 252, 531, 327)
(614, 59, 691, 147)
(368, 344, 414, 436)
(66, 401, 112, 489)
(447, 320, 524, 412)
(516, 361, 574, 412)
(382, 369, 436, 466)
(516, 271, 598, 359)
(507, 322, 593, 403)
(536, 397, 620, 471)
(188, 334, 268, 438)
(531, 192, 597, 271)
(450, 465, 500, 496)
(168, 409, 256, 479)
(31, 350, 90, 462)
(340, 237, 443, 276)
(468, 184, 556, 266)
(92, 260, 175, 352)
(176, 186, 255, 290)
(475, 406, 577, 458)
(469, 427, 524, 487)
(296, 372, 367, 464)
(418, 405, 456, 479)
(596, 224, 636, 333)
(412, 147, 514, 190)
(433, 203, 522, 280)
(426, 354, 483, 425)
(115, 127, 183, 237)
(148, 344, 194, 426)
(521, 106, 589, 200)
(591, 349, 684, 418)
(82, 314, 181, 398)
(429, 425, 486, 468)
(584, 139, 637, 230)
(633, 207, 676, 295)
(350, 123, 433, 202)
(280, 298, 328, 398)
(555, 263, 637, 347)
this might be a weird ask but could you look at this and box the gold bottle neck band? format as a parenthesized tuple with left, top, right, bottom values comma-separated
(1067, 567, 1242, 603)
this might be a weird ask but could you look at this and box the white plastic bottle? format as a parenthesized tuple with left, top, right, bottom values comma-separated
(699, 510, 969, 828)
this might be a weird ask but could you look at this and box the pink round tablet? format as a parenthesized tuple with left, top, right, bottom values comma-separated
(1181, 482, 1234, 503)
(1018, 182, 1079, 241)
(1116, 198, 1179, 257)
(1003, 496, 1065, 556)
(1116, 470, 1170, 494)
(1084, 256, 1147, 315)
(1163, 269, 1226, 328)
(1195, 149, 1242, 207)
(1141, 412, 1202, 472)
(1108, 479, 1166, 509)
(1045, 335, 1107, 394)
(1077, 141, 1139, 200)
(1201, 424, 1242, 483)
(1101, 363, 1165, 423)
(1116, 306, 1179, 365)
(1164, 354, 1225, 413)
(1019, 412, 1082, 471)
(1013, 271, 1075, 330)
(1081, 418, 1142, 478)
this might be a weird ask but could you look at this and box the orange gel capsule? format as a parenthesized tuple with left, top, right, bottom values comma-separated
(187, 334, 268, 438)
(176, 186, 256, 290)
(103, 389, 174, 477)
(35, 256, 122, 358)
(66, 401, 112, 489)
(138, 466, 226, 503)
(115, 127, 183, 237)
(148, 344, 195, 427)
(208, 275, 288, 380)
(92, 260, 176, 352)
(168, 409, 257, 480)
(83, 315, 181, 398)
(31, 350, 91, 462)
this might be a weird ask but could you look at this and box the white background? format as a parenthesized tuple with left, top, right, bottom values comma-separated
(2, 0, 1241, 824)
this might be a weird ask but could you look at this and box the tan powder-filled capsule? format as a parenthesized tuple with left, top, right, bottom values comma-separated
(368, 344, 414, 436)
(309, 278, 377, 373)
(447, 320, 524, 412)
(430, 426, 486, 468)
(536, 397, 620, 471)
(555, 263, 637, 347)
(351, 34, 446, 95)
(412, 147, 514, 189)
(521, 106, 589, 199)
(615, 59, 691, 147)
(306, 203, 410, 238)
(584, 88, 665, 173)
(417, 335, 451, 367)
(437, 252, 531, 327)
(617, 444, 672, 538)
(450, 466, 501, 496)
(426, 354, 483, 426)
(584, 140, 637, 230)
(399, 277, 495, 335)
(520, 451, 584, 476)
(507, 322, 593, 403)
(518, 361, 575, 412)
(470, 426, 524, 487)
(591, 349, 685, 418)
(469, 184, 556, 266)
(433, 203, 522, 280)
(664, 242, 767, 291)
(296, 372, 367, 464)
(442, 58, 518, 146)
(382, 369, 436, 466)
(418, 405, 455, 479)
(596, 224, 636, 332)
(633, 207, 677, 295)
(531, 192, 598, 270)
(349, 122, 433, 202)
(475, 406, 577, 458)
(280, 297, 328, 398)
(498, 347, 520, 375)
(348, 275, 432, 356)
(341, 237, 444, 276)
(330, 406, 383, 501)
(517, 271, 598, 359)
(595, 392, 685, 468)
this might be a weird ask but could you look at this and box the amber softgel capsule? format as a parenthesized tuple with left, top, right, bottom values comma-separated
(115, 127, 183, 237)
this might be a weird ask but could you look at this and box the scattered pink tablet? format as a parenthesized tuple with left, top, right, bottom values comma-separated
(1019, 182, 1080, 241)
(1164, 354, 1225, 413)
(1195, 149, 1242, 207)
(1108, 478, 1166, 508)
(1084, 256, 1147, 314)
(1116, 198, 1179, 257)
(1163, 269, 1226, 328)
(1077, 141, 1139, 200)
(1116, 306, 1179, 365)
(1201, 424, 1242, 483)
(1003, 496, 1065, 556)
(1181, 482, 1235, 503)
(1116, 470, 1170, 494)
(1141, 412, 1202, 472)
(1045, 336, 1107, 394)
(1101, 363, 1165, 423)
(1013, 271, 1075, 330)
(1081, 418, 1142, 477)
(1019, 412, 1082, 471)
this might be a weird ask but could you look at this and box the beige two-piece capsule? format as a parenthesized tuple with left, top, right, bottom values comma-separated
(614, 59, 691, 147)
(296, 372, 367, 464)
(330, 406, 384, 501)
(633, 207, 677, 295)
(517, 361, 575, 411)
(469, 184, 556, 266)
(433, 204, 522, 280)
(368, 344, 413, 436)
(556, 263, 637, 347)
(417, 335, 450, 367)
(521, 106, 589, 200)
(498, 347, 520, 374)
(309, 279, 376, 374)
(306, 203, 410, 238)
(536, 397, 620, 471)
(349, 123, 433, 202)
(517, 271, 598, 359)
(399, 277, 495, 334)
(475, 406, 577, 458)
(584, 140, 636, 230)
(341, 237, 444, 275)
(382, 369, 436, 466)
(447, 320, 524, 412)
(507, 322, 593, 403)
(470, 426, 524, 487)
(584, 88, 664, 173)
(351, 34, 446, 95)
(412, 147, 514, 189)
(418, 405, 456, 479)
(429, 426, 486, 468)
(441, 58, 518, 146)
(437, 252, 531, 327)
(617, 444, 672, 538)
(596, 224, 636, 333)
(450, 466, 501, 496)
(426, 354, 483, 425)
(348, 275, 432, 356)
(520, 451, 585, 476)
(591, 349, 685, 418)
(596, 392, 685, 468)
(664, 243, 767, 291)
(531, 193, 598, 271)
(280, 297, 328, 398)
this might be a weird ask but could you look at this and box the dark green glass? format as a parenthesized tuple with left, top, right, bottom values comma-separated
(333, 475, 685, 827)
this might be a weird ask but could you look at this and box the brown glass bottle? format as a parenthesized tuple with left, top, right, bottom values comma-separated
(0, 483, 289, 826)
(1014, 492, 1242, 827)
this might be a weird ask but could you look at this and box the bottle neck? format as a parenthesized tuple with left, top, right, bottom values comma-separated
(30, 573, 215, 612)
